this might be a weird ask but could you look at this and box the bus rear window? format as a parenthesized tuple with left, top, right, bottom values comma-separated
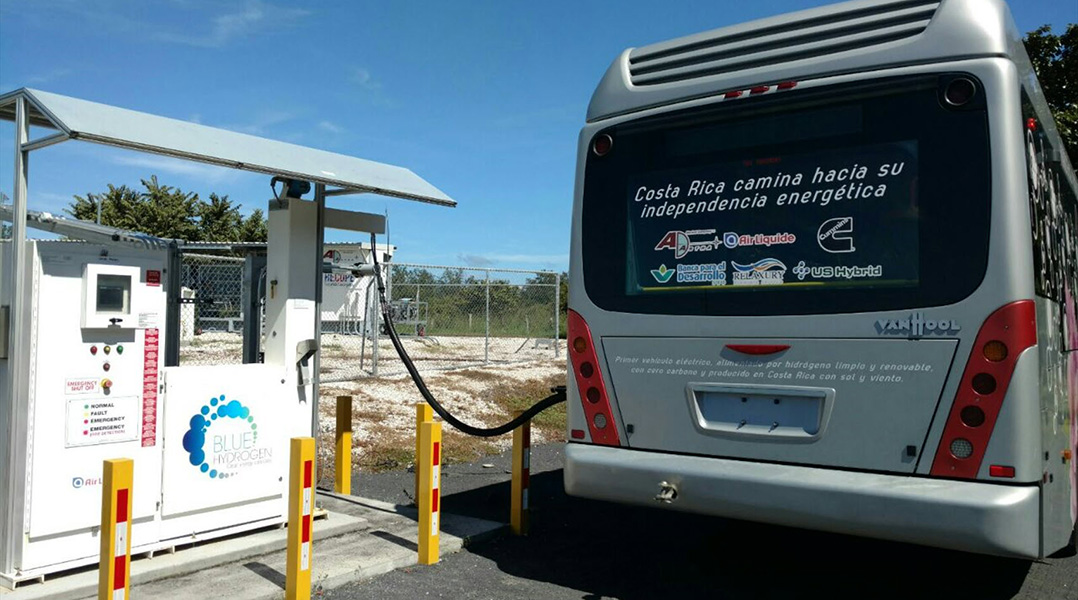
(582, 75, 990, 316)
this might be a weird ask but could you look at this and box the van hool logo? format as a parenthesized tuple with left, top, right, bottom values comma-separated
(875, 313, 961, 337)
(182, 395, 271, 480)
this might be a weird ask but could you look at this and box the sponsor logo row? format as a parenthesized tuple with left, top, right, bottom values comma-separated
(653, 217, 856, 259)
(650, 258, 883, 286)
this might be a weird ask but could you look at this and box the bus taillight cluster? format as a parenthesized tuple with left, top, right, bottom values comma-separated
(929, 300, 1037, 479)
(567, 310, 621, 446)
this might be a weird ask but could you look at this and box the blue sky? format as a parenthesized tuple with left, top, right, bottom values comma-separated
(1, 0, 1074, 271)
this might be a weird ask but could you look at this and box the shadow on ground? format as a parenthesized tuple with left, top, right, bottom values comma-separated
(439, 469, 1033, 600)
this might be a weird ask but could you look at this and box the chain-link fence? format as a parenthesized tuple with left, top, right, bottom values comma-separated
(177, 251, 247, 366)
(174, 252, 563, 380)
(321, 263, 561, 382)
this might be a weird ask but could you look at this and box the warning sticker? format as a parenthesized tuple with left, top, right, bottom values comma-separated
(141, 328, 159, 447)
(65, 378, 99, 395)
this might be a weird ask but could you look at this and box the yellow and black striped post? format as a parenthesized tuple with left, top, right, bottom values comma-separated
(286, 437, 315, 600)
(511, 411, 531, 536)
(336, 396, 352, 495)
(417, 420, 442, 565)
(99, 458, 133, 600)
(415, 403, 432, 501)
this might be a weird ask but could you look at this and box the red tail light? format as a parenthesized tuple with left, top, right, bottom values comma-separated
(567, 310, 621, 446)
(930, 301, 1036, 478)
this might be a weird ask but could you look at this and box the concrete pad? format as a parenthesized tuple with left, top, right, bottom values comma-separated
(1, 492, 504, 600)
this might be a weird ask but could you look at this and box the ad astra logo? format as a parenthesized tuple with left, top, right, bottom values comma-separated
(876, 313, 960, 337)
(654, 230, 720, 259)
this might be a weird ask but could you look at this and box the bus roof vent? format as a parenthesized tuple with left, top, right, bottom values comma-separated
(628, 0, 940, 87)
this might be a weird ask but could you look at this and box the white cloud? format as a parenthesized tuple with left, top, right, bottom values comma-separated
(155, 1, 310, 48)
(26, 68, 72, 85)
(457, 252, 568, 267)
(350, 67, 382, 91)
(318, 120, 344, 134)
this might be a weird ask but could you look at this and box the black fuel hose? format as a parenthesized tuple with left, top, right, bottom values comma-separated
(369, 235, 566, 437)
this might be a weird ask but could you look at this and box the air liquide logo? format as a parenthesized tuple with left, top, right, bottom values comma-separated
(72, 476, 102, 489)
(182, 395, 271, 480)
(876, 313, 960, 337)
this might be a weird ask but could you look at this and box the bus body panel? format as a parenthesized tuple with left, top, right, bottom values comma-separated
(1036, 297, 1077, 553)
(565, 444, 1041, 558)
(587, 0, 1022, 123)
(601, 336, 958, 473)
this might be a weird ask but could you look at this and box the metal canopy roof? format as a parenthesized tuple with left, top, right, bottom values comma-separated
(0, 87, 455, 207)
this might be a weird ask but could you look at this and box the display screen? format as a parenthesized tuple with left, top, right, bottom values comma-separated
(96, 274, 131, 313)
(627, 141, 919, 295)
(581, 74, 991, 316)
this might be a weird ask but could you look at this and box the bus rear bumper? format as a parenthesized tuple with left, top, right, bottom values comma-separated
(564, 444, 1042, 558)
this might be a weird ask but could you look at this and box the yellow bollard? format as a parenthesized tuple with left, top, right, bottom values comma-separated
(415, 403, 433, 502)
(417, 420, 442, 565)
(99, 458, 133, 600)
(511, 411, 531, 536)
(286, 437, 315, 600)
(336, 396, 353, 495)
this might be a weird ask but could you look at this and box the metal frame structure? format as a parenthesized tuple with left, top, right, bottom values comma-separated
(0, 87, 455, 581)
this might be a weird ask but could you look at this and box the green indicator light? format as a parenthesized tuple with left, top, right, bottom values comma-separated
(116, 345, 124, 355)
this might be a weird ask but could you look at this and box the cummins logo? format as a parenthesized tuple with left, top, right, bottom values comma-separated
(875, 313, 960, 337)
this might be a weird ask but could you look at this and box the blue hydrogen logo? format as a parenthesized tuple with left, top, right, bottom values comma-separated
(182, 395, 257, 480)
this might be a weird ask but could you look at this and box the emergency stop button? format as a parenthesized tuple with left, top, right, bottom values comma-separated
(101, 378, 112, 389)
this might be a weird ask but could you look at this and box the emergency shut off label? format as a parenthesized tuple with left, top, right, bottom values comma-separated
(66, 396, 140, 447)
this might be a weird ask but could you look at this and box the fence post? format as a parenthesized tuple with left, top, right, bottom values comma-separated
(554, 272, 561, 358)
(99, 458, 133, 600)
(415, 403, 433, 500)
(371, 274, 380, 378)
(286, 438, 315, 600)
(336, 396, 352, 495)
(417, 420, 442, 565)
(511, 411, 531, 536)
(484, 269, 490, 364)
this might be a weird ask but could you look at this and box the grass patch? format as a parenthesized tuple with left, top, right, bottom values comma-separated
(355, 426, 416, 473)
(493, 375, 567, 440)
(442, 430, 500, 465)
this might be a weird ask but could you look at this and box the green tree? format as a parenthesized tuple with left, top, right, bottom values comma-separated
(1025, 24, 1077, 168)
(66, 176, 267, 242)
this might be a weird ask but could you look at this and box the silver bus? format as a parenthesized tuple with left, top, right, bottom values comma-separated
(564, 0, 1077, 558)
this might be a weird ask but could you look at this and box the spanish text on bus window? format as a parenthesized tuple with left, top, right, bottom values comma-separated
(626, 142, 919, 295)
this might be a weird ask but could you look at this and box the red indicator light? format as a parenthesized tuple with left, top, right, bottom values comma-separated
(724, 90, 743, 99)
(1026, 118, 1037, 131)
(726, 344, 790, 356)
(90, 346, 98, 355)
(750, 85, 770, 94)
(103, 362, 111, 372)
(570, 429, 586, 440)
(777, 81, 798, 90)
(989, 465, 1015, 478)
(592, 133, 613, 157)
